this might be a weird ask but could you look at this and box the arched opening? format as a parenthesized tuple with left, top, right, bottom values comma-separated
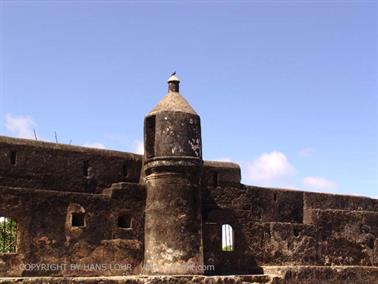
(222, 224, 234, 252)
(0, 217, 17, 253)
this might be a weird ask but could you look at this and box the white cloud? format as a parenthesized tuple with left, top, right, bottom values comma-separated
(4, 114, 36, 139)
(245, 151, 295, 187)
(134, 140, 144, 154)
(82, 142, 106, 149)
(105, 133, 129, 143)
(216, 157, 233, 162)
(298, 147, 314, 157)
(303, 176, 337, 192)
(350, 192, 368, 197)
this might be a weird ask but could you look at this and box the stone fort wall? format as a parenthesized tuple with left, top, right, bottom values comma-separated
(0, 136, 142, 193)
(0, 135, 377, 277)
(202, 184, 377, 275)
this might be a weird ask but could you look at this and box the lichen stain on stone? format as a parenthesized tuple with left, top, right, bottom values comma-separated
(188, 139, 200, 157)
(159, 246, 185, 262)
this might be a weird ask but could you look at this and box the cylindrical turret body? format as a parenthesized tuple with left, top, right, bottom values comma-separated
(143, 74, 204, 274)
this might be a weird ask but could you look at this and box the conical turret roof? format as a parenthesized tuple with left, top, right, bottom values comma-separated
(148, 73, 197, 115)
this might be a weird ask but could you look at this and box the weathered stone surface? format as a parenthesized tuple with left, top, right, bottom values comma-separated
(1, 138, 377, 277)
(0, 274, 273, 284)
(201, 183, 377, 270)
(264, 265, 378, 284)
(0, 266, 377, 283)
(304, 191, 378, 211)
(0, 185, 145, 276)
(202, 161, 241, 186)
(0, 136, 142, 193)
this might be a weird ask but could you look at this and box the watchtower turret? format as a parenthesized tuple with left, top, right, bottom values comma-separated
(144, 72, 202, 165)
(143, 73, 204, 274)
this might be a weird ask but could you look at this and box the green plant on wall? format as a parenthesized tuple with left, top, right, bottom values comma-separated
(0, 217, 17, 253)
(222, 245, 233, 252)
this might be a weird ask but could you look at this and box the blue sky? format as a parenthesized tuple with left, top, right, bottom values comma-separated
(0, 0, 376, 197)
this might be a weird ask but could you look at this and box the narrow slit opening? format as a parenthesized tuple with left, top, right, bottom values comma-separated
(10, 151, 17, 165)
(83, 161, 89, 176)
(123, 164, 128, 177)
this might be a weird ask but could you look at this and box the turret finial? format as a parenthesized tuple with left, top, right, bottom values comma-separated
(167, 72, 180, 92)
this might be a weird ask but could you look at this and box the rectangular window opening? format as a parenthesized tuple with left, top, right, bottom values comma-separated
(118, 214, 132, 229)
(71, 212, 85, 227)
